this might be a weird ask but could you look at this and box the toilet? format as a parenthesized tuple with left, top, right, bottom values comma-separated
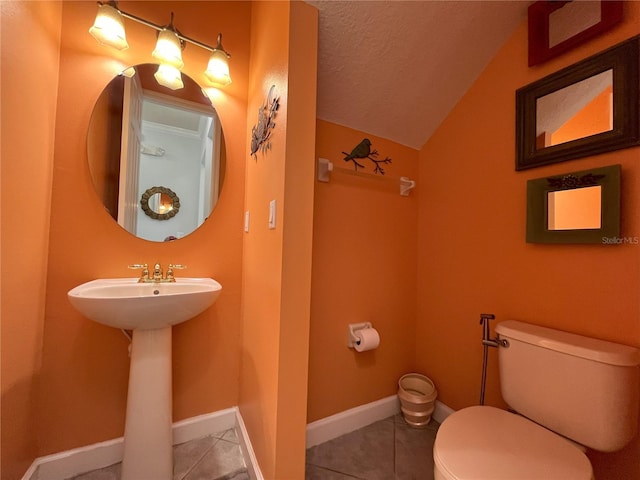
(433, 320, 640, 480)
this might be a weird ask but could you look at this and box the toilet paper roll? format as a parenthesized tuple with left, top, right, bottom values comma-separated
(354, 328, 380, 352)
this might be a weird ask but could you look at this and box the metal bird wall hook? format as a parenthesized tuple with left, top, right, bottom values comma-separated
(250, 85, 279, 159)
(342, 138, 392, 174)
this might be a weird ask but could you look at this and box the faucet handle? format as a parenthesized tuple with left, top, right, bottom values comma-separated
(166, 263, 186, 282)
(128, 263, 148, 269)
(128, 263, 149, 282)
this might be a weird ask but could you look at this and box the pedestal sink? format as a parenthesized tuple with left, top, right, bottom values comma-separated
(68, 277, 222, 480)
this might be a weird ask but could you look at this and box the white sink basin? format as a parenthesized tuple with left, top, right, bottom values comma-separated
(68, 276, 222, 480)
(68, 277, 221, 330)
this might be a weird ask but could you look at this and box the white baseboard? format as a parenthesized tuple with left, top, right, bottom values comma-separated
(306, 395, 400, 448)
(235, 409, 264, 480)
(21, 398, 454, 480)
(432, 400, 455, 424)
(22, 407, 262, 480)
(306, 396, 454, 448)
(173, 407, 237, 445)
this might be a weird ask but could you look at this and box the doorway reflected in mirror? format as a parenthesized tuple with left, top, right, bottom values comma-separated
(87, 64, 226, 242)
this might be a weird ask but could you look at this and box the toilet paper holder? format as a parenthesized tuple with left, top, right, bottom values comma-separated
(348, 322, 373, 348)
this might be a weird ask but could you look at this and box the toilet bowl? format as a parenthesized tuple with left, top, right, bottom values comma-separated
(433, 406, 593, 480)
(432, 320, 640, 480)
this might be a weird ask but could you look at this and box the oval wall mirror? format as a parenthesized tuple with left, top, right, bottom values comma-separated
(87, 63, 226, 242)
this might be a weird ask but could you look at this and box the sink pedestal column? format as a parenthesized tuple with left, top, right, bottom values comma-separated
(122, 326, 173, 480)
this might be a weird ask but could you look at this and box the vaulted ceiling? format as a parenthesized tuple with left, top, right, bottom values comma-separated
(307, 1, 531, 149)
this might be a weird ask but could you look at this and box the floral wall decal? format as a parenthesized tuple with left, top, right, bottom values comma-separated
(250, 85, 279, 159)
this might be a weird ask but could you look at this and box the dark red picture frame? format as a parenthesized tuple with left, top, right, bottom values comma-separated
(528, 1, 623, 67)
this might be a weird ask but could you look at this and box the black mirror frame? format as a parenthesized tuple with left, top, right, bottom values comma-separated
(526, 164, 620, 244)
(516, 35, 639, 171)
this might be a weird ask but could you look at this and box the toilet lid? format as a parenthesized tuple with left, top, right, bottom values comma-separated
(434, 406, 593, 480)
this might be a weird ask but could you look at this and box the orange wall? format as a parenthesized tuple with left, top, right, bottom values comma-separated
(308, 120, 419, 422)
(36, 0, 251, 457)
(417, 4, 640, 480)
(239, 2, 317, 478)
(1, 2, 62, 477)
(273, 3, 317, 476)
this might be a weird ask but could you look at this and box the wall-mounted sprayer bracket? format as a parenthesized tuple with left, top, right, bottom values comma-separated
(348, 322, 372, 348)
(479, 313, 509, 405)
(480, 313, 508, 348)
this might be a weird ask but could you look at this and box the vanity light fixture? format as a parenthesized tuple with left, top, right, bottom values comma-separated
(89, 1, 232, 88)
(151, 14, 184, 70)
(204, 35, 232, 87)
(89, 2, 129, 50)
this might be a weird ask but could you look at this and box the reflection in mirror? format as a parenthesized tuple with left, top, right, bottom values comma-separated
(547, 186, 601, 230)
(536, 70, 612, 149)
(528, 1, 623, 67)
(140, 186, 180, 221)
(516, 35, 639, 170)
(526, 164, 620, 244)
(548, 1, 601, 48)
(151, 192, 175, 214)
(87, 64, 226, 242)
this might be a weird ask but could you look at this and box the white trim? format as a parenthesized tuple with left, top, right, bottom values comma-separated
(21, 407, 263, 480)
(432, 400, 455, 424)
(235, 409, 264, 480)
(22, 437, 125, 480)
(306, 395, 401, 448)
(173, 407, 236, 445)
(305, 397, 455, 448)
(19, 399, 452, 480)
(20, 463, 39, 480)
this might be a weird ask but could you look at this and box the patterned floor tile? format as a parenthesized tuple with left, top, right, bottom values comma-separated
(305, 418, 396, 480)
(66, 416, 439, 480)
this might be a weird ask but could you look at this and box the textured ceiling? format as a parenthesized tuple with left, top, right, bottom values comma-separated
(307, 1, 531, 149)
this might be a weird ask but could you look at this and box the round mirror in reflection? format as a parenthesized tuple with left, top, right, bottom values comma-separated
(87, 63, 226, 242)
(140, 186, 180, 220)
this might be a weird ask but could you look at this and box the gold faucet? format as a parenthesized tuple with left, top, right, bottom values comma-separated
(128, 263, 186, 283)
(152, 263, 163, 282)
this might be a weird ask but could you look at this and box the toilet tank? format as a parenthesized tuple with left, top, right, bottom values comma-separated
(496, 320, 640, 452)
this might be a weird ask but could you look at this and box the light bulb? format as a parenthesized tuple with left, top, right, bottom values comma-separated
(89, 3, 129, 50)
(152, 29, 184, 70)
(204, 49, 231, 86)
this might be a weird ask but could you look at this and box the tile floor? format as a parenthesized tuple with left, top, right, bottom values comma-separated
(67, 414, 438, 480)
(67, 428, 249, 480)
(305, 414, 439, 480)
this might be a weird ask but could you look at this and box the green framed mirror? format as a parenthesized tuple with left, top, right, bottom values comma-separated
(526, 164, 620, 244)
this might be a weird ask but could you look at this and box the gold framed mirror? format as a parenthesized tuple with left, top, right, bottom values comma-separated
(516, 35, 639, 170)
(140, 186, 180, 220)
(526, 164, 620, 244)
